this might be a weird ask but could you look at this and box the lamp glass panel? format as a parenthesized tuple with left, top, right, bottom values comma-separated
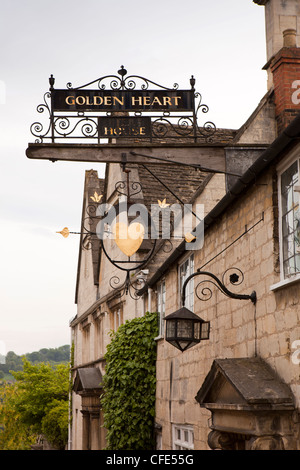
(194, 322, 200, 340)
(166, 320, 176, 338)
(177, 319, 193, 338)
(201, 321, 210, 340)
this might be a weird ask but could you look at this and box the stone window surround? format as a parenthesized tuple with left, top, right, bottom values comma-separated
(271, 149, 300, 291)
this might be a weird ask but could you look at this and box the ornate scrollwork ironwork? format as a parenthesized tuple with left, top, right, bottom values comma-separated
(29, 66, 216, 143)
(30, 92, 52, 143)
(67, 65, 179, 92)
(182, 268, 257, 306)
(109, 272, 147, 300)
(115, 180, 143, 199)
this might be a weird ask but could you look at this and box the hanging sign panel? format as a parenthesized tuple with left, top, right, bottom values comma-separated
(52, 89, 194, 113)
(98, 116, 152, 138)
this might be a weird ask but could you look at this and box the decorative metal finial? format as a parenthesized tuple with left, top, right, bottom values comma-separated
(118, 65, 127, 77)
(49, 74, 55, 91)
(118, 65, 127, 89)
(190, 75, 196, 90)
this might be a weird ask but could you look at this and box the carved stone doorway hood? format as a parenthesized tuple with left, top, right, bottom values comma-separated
(196, 357, 296, 450)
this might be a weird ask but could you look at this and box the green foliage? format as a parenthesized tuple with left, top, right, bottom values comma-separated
(0, 382, 36, 450)
(41, 399, 69, 449)
(26, 345, 70, 364)
(0, 345, 70, 377)
(101, 312, 158, 450)
(0, 359, 70, 450)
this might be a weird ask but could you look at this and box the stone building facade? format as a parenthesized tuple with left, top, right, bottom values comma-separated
(69, 0, 300, 450)
(143, 117, 300, 450)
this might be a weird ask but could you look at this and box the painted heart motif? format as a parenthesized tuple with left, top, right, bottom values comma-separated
(113, 222, 145, 257)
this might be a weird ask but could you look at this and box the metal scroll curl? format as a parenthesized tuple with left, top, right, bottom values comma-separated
(53, 116, 98, 139)
(115, 180, 143, 199)
(183, 267, 256, 305)
(66, 65, 179, 92)
(30, 92, 52, 143)
(109, 272, 147, 301)
(194, 91, 216, 141)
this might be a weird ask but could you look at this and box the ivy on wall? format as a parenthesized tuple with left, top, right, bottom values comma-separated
(101, 312, 158, 450)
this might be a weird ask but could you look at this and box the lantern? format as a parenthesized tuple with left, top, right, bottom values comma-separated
(164, 307, 210, 352)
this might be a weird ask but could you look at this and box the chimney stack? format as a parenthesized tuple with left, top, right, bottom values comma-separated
(283, 28, 297, 48)
(254, 0, 300, 134)
(270, 29, 300, 134)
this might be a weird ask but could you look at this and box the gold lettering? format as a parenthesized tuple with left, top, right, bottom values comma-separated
(66, 95, 75, 105)
(85, 95, 93, 106)
(104, 96, 112, 105)
(173, 96, 182, 106)
(140, 127, 146, 135)
(93, 96, 103, 105)
(104, 127, 114, 135)
(132, 96, 143, 106)
(163, 96, 172, 106)
(151, 96, 163, 106)
(75, 96, 85, 105)
(113, 96, 124, 106)
(143, 96, 151, 105)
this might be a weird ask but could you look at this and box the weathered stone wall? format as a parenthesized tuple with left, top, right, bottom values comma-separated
(155, 163, 300, 449)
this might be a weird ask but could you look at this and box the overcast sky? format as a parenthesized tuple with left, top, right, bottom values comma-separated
(0, 0, 267, 356)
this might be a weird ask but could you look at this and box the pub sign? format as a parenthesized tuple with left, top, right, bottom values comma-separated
(30, 66, 216, 143)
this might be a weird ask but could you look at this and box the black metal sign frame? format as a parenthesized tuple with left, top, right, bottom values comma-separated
(30, 66, 216, 144)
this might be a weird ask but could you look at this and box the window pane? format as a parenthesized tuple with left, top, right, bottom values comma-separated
(180, 255, 194, 311)
(281, 161, 298, 213)
(281, 161, 300, 278)
(157, 281, 166, 335)
(172, 425, 194, 450)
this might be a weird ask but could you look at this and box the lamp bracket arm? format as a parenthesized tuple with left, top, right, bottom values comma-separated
(182, 269, 256, 305)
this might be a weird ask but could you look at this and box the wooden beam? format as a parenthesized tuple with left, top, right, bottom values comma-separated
(26, 143, 226, 172)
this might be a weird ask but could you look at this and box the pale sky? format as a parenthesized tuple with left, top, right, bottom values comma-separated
(0, 0, 267, 355)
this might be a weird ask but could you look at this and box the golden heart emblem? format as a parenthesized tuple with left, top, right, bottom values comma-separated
(113, 222, 145, 257)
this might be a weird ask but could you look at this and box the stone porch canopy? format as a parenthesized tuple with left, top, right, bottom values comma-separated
(73, 367, 103, 396)
(195, 357, 296, 450)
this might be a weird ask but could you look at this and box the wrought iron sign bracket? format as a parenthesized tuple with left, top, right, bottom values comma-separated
(182, 268, 257, 307)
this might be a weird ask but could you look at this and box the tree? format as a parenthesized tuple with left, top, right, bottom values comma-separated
(0, 382, 36, 450)
(0, 358, 70, 450)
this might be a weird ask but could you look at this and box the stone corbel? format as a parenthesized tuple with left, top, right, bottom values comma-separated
(207, 430, 236, 450)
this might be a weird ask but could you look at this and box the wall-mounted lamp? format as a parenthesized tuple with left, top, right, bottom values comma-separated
(164, 307, 210, 352)
(165, 268, 256, 352)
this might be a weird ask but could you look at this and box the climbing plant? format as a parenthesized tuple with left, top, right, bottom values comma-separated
(101, 312, 158, 450)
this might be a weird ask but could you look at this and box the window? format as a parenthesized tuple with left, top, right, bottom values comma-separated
(179, 255, 194, 311)
(94, 314, 104, 358)
(172, 425, 194, 450)
(279, 158, 300, 279)
(157, 281, 166, 336)
(111, 308, 123, 331)
(81, 320, 91, 364)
